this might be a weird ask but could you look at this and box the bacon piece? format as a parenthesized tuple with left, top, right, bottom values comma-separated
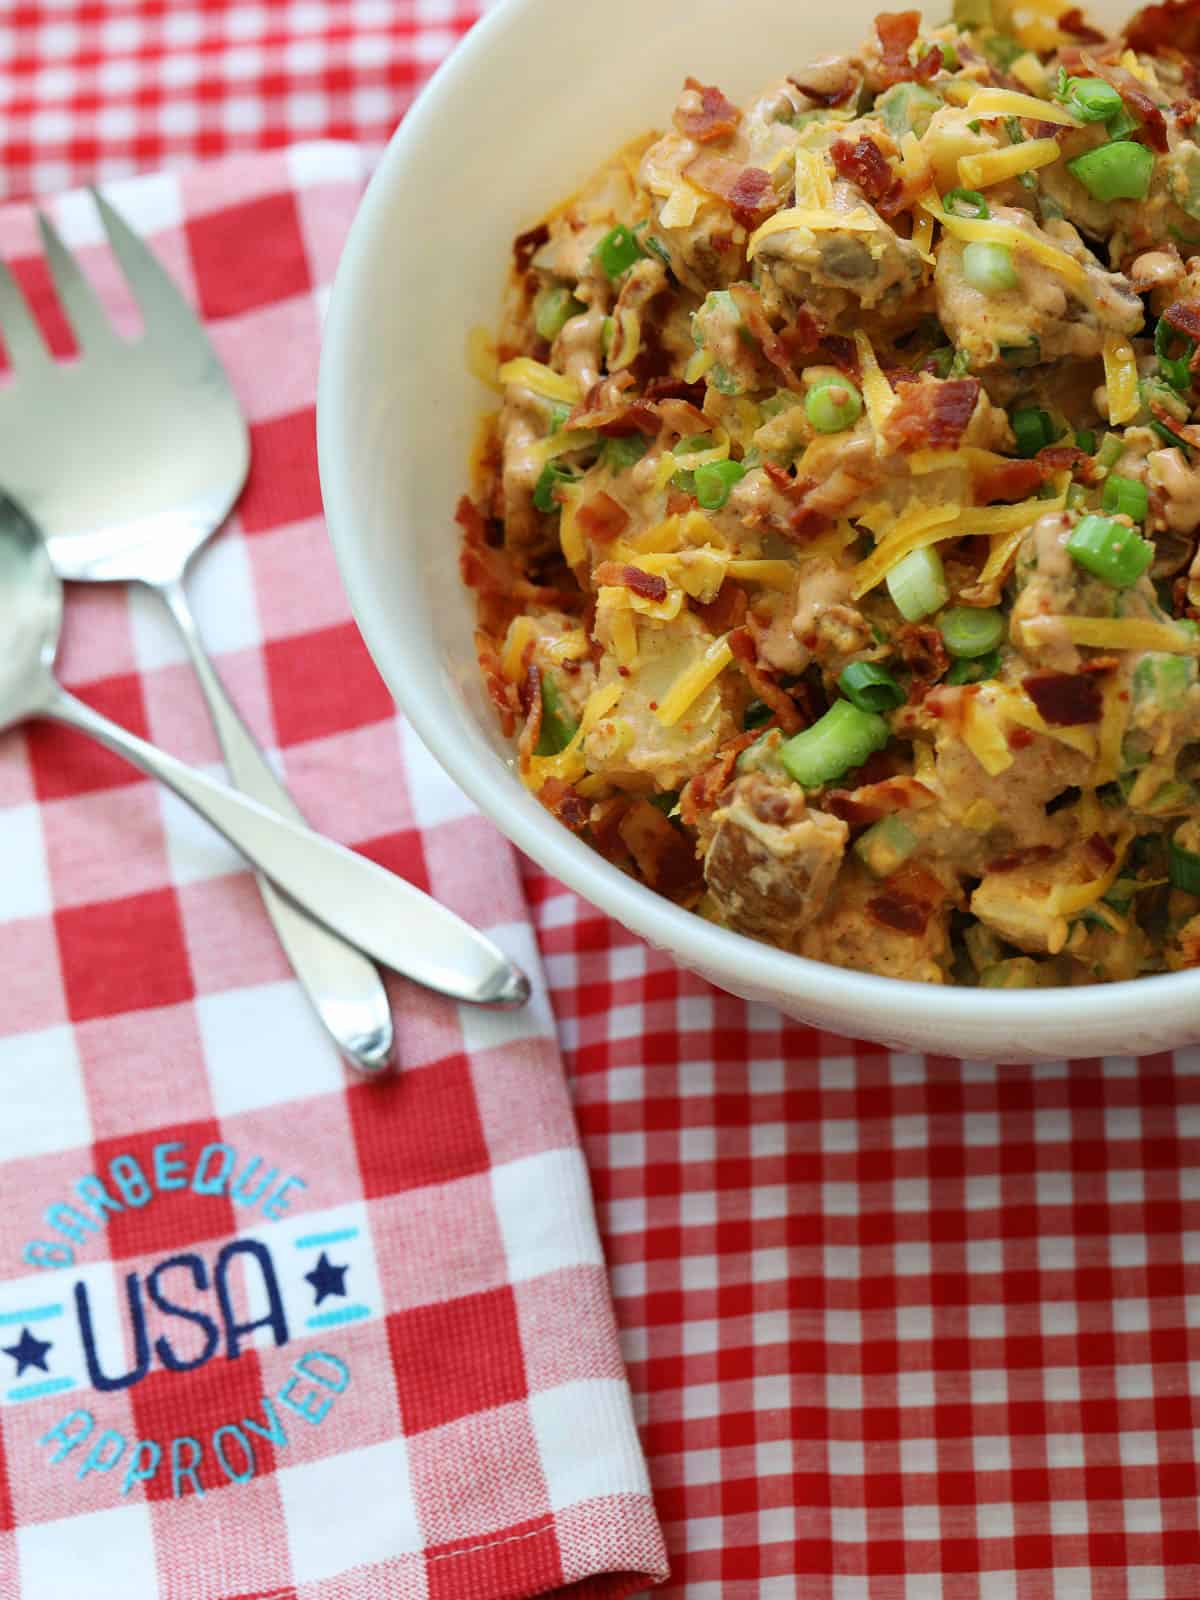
(643, 376, 707, 405)
(728, 626, 808, 735)
(831, 137, 902, 213)
(566, 372, 660, 437)
(516, 661, 544, 771)
(618, 799, 704, 901)
(1164, 301, 1200, 374)
(1059, 5, 1108, 40)
(576, 493, 630, 546)
(761, 462, 837, 541)
(513, 223, 550, 274)
(865, 863, 944, 935)
(539, 776, 590, 832)
(727, 282, 816, 390)
(674, 77, 742, 143)
(1084, 832, 1118, 873)
(657, 396, 711, 438)
(825, 775, 935, 831)
(975, 457, 1046, 504)
(683, 153, 778, 229)
(692, 581, 748, 634)
(883, 377, 981, 454)
(667, 487, 698, 516)
(678, 731, 761, 828)
(1125, 0, 1200, 59)
(820, 335, 860, 376)
(1023, 671, 1103, 726)
(1149, 395, 1200, 448)
(474, 630, 518, 737)
(595, 562, 667, 602)
(1060, 50, 1169, 150)
(987, 843, 1058, 873)
(457, 497, 580, 610)
(875, 10, 941, 86)
(895, 623, 950, 703)
(589, 795, 634, 869)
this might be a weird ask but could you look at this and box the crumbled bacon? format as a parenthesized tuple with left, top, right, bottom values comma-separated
(590, 561, 667, 602)
(1060, 49, 1169, 149)
(727, 282, 816, 390)
(538, 776, 590, 832)
(618, 800, 704, 901)
(825, 776, 935, 831)
(1125, 0, 1200, 59)
(589, 795, 634, 869)
(566, 372, 660, 437)
(789, 65, 859, 107)
(575, 493, 630, 545)
(643, 376, 708, 405)
(1149, 395, 1200, 448)
(457, 497, 580, 611)
(728, 626, 808, 735)
(974, 457, 1046, 504)
(474, 630, 518, 738)
(513, 223, 550, 274)
(678, 732, 761, 828)
(692, 581, 748, 634)
(657, 396, 711, 438)
(895, 623, 950, 702)
(1164, 300, 1200, 371)
(761, 462, 836, 541)
(819, 335, 861, 377)
(875, 10, 942, 86)
(1023, 671, 1103, 726)
(1059, 5, 1108, 41)
(673, 77, 742, 143)
(831, 137, 902, 213)
(865, 863, 944, 935)
(883, 377, 981, 453)
(683, 153, 778, 229)
(1083, 832, 1117, 873)
(987, 844, 1058, 874)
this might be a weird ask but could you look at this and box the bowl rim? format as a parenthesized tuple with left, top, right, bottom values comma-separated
(317, 0, 1200, 1044)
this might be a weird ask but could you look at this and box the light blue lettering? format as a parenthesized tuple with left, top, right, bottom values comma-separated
(153, 1141, 187, 1192)
(170, 1435, 204, 1499)
(77, 1428, 126, 1482)
(213, 1425, 255, 1485)
(24, 1239, 74, 1270)
(263, 1175, 307, 1221)
(297, 1350, 350, 1394)
(231, 1157, 277, 1208)
(110, 1156, 151, 1208)
(122, 1439, 161, 1497)
(192, 1143, 235, 1197)
(278, 1374, 332, 1426)
(46, 1203, 96, 1245)
(75, 1175, 123, 1224)
(242, 1395, 288, 1449)
(39, 1409, 93, 1464)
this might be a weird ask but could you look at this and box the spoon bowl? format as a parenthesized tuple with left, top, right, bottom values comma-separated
(0, 493, 62, 730)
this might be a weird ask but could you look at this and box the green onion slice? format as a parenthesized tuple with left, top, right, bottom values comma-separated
(939, 606, 1006, 659)
(779, 700, 891, 789)
(1066, 513, 1154, 588)
(886, 546, 950, 622)
(838, 662, 906, 713)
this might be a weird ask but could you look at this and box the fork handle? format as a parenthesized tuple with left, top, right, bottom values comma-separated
(155, 574, 398, 1073)
(44, 685, 529, 1011)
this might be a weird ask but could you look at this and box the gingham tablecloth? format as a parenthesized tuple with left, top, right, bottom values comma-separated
(6, 5, 1200, 1598)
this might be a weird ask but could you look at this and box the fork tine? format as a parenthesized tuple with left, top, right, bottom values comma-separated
(90, 189, 203, 348)
(0, 260, 51, 371)
(36, 210, 115, 351)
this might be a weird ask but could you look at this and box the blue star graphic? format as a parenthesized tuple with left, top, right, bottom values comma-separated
(304, 1252, 349, 1305)
(4, 1327, 52, 1377)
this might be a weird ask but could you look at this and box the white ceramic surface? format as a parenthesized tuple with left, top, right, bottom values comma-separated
(317, 0, 1184, 1062)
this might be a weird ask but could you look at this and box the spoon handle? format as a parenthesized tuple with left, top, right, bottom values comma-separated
(44, 687, 530, 1011)
(156, 574, 395, 1076)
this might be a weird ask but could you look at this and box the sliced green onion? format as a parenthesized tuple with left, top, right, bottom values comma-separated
(1066, 513, 1154, 588)
(1101, 473, 1149, 522)
(1096, 432, 1125, 469)
(805, 378, 864, 434)
(779, 700, 891, 789)
(603, 434, 649, 473)
(1005, 115, 1025, 145)
(643, 234, 673, 270)
(533, 461, 578, 513)
(1105, 104, 1140, 140)
(962, 240, 1018, 294)
(592, 224, 644, 280)
(1068, 140, 1154, 202)
(939, 606, 1006, 658)
(984, 33, 1024, 70)
(838, 661, 906, 712)
(743, 699, 774, 731)
(1133, 653, 1192, 710)
(1169, 829, 1200, 893)
(534, 285, 585, 343)
(1151, 416, 1193, 456)
(546, 401, 571, 435)
(1011, 406, 1055, 457)
(648, 789, 681, 815)
(1061, 76, 1124, 123)
(1155, 316, 1195, 392)
(673, 433, 714, 455)
(1000, 337, 1041, 368)
(878, 81, 943, 138)
(886, 545, 950, 621)
(854, 815, 918, 878)
(694, 459, 747, 510)
(1075, 428, 1097, 455)
(978, 958, 1042, 988)
(536, 674, 579, 756)
(943, 187, 990, 218)
(946, 649, 1001, 685)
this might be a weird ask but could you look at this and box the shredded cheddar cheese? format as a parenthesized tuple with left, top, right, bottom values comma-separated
(501, 617, 538, 683)
(911, 209, 936, 264)
(497, 358, 581, 404)
(655, 635, 734, 726)
(725, 559, 796, 589)
(957, 136, 1061, 191)
(853, 489, 1063, 599)
(746, 206, 876, 260)
(1102, 332, 1141, 426)
(1055, 618, 1200, 653)
(919, 197, 1087, 288)
(558, 485, 586, 567)
(794, 148, 833, 209)
(854, 329, 899, 449)
(965, 87, 1083, 127)
(660, 182, 704, 228)
(611, 608, 639, 669)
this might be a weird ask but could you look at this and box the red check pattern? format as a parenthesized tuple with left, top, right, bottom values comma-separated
(0, 150, 664, 1600)
(7, 7, 1200, 1599)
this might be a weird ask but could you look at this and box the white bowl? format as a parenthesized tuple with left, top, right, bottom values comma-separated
(317, 0, 1183, 1062)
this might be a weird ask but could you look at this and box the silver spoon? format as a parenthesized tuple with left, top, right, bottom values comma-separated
(0, 494, 530, 1013)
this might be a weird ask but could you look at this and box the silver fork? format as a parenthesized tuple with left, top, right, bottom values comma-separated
(0, 191, 395, 1075)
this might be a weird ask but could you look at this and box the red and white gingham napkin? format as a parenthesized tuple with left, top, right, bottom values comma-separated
(0, 145, 667, 1600)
